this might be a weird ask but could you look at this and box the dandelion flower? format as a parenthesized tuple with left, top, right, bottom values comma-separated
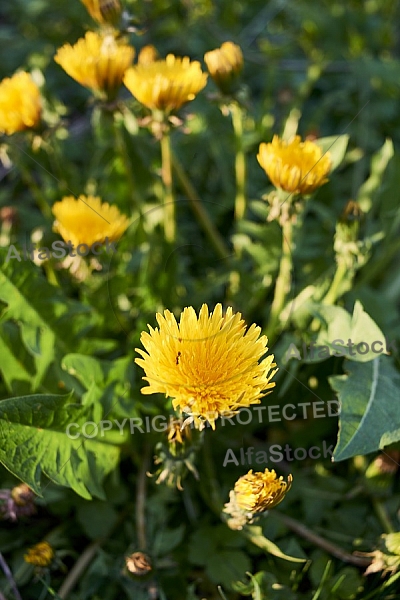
(52, 195, 129, 248)
(0, 72, 41, 135)
(257, 135, 332, 195)
(123, 54, 207, 113)
(54, 31, 134, 96)
(135, 304, 277, 430)
(233, 469, 292, 513)
(81, 0, 122, 25)
(204, 41, 243, 94)
(24, 541, 54, 567)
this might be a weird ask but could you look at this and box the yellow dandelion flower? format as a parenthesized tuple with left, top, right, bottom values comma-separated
(204, 41, 243, 94)
(81, 0, 122, 25)
(138, 45, 159, 65)
(123, 54, 208, 113)
(54, 32, 134, 96)
(234, 469, 292, 513)
(24, 541, 54, 568)
(257, 135, 332, 195)
(0, 72, 41, 135)
(52, 195, 129, 248)
(135, 304, 277, 430)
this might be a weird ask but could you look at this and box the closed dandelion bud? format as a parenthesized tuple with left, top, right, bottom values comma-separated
(0, 72, 41, 135)
(24, 541, 54, 568)
(138, 45, 159, 65)
(204, 41, 243, 95)
(257, 135, 332, 196)
(224, 469, 292, 530)
(335, 200, 363, 246)
(81, 0, 122, 25)
(125, 552, 152, 576)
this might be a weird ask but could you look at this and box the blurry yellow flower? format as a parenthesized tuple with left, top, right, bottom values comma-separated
(257, 135, 332, 195)
(123, 54, 207, 113)
(24, 541, 54, 567)
(0, 72, 41, 135)
(233, 469, 293, 513)
(135, 304, 277, 430)
(204, 41, 243, 94)
(81, 0, 122, 25)
(52, 195, 129, 247)
(54, 32, 134, 96)
(138, 45, 159, 65)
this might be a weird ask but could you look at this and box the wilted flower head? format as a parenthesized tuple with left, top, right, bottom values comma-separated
(0, 483, 36, 521)
(224, 469, 292, 529)
(123, 54, 207, 113)
(24, 541, 54, 568)
(257, 135, 332, 195)
(54, 32, 134, 97)
(52, 195, 129, 248)
(0, 72, 41, 135)
(135, 304, 277, 430)
(81, 0, 122, 25)
(138, 45, 159, 65)
(125, 552, 152, 576)
(204, 41, 243, 94)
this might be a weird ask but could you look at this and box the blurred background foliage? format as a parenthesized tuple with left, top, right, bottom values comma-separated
(1, 0, 400, 599)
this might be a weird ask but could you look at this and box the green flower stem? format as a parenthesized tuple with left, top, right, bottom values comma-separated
(113, 117, 142, 215)
(372, 497, 395, 534)
(171, 151, 230, 260)
(160, 130, 175, 243)
(310, 257, 348, 332)
(231, 102, 246, 221)
(267, 216, 293, 341)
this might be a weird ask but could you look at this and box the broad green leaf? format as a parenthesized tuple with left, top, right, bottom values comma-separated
(206, 550, 252, 589)
(329, 357, 400, 461)
(312, 300, 388, 363)
(315, 134, 349, 172)
(0, 393, 122, 499)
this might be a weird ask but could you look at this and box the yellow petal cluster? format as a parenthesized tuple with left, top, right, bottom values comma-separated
(123, 54, 208, 113)
(0, 72, 41, 135)
(257, 135, 332, 195)
(54, 32, 134, 95)
(81, 0, 122, 24)
(234, 469, 292, 513)
(135, 304, 277, 430)
(24, 541, 54, 567)
(52, 195, 129, 247)
(204, 41, 243, 94)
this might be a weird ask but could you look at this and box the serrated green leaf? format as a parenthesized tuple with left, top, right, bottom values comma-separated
(0, 393, 122, 498)
(329, 357, 400, 461)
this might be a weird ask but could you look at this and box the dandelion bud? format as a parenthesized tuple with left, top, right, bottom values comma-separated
(204, 41, 243, 95)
